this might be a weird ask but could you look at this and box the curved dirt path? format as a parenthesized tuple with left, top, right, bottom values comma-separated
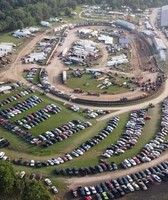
(67, 151, 168, 188)
(1, 7, 168, 191)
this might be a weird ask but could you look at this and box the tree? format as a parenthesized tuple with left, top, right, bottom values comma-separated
(17, 20, 24, 29)
(21, 180, 51, 200)
(0, 11, 5, 20)
(64, 7, 71, 16)
(0, 161, 15, 196)
(67, 1, 77, 10)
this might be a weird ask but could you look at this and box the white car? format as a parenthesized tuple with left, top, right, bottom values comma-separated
(20, 171, 26, 179)
(52, 158, 60, 165)
(152, 174, 162, 183)
(0, 152, 5, 159)
(128, 158, 136, 166)
(65, 154, 73, 160)
(30, 160, 35, 167)
(71, 151, 79, 157)
(45, 178, 52, 186)
(57, 157, 64, 163)
(47, 160, 54, 166)
(127, 183, 134, 192)
(126, 175, 133, 183)
(76, 149, 83, 155)
(84, 186, 91, 195)
(132, 182, 140, 191)
(89, 186, 97, 194)
(51, 186, 58, 194)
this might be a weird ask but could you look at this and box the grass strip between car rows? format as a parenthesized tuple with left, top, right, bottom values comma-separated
(0, 87, 162, 200)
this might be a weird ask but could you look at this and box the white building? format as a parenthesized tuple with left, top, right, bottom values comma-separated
(13, 27, 39, 38)
(98, 35, 113, 45)
(24, 52, 46, 63)
(107, 54, 128, 67)
(0, 43, 13, 57)
(153, 37, 167, 52)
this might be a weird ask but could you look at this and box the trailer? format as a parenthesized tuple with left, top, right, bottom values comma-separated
(62, 71, 67, 83)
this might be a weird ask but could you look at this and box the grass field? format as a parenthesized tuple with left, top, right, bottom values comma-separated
(66, 73, 135, 94)
(0, 86, 163, 200)
(1, 87, 116, 157)
(0, 32, 22, 44)
(0, 86, 161, 162)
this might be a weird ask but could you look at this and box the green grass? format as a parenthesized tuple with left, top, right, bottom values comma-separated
(109, 104, 162, 165)
(54, 112, 130, 169)
(66, 73, 135, 94)
(0, 102, 162, 199)
(1, 87, 109, 157)
(0, 32, 22, 44)
(52, 104, 161, 170)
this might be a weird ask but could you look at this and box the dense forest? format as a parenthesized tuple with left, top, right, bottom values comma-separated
(0, 0, 167, 32)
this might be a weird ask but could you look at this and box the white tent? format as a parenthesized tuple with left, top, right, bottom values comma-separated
(98, 35, 113, 45)
(0, 85, 12, 93)
(40, 21, 51, 27)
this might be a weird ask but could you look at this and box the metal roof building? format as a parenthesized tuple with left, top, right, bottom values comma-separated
(153, 37, 167, 51)
(114, 20, 136, 30)
(161, 5, 168, 27)
(119, 38, 129, 44)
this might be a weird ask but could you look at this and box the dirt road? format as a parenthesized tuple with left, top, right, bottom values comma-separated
(0, 28, 53, 82)
(1, 7, 168, 191)
(67, 151, 168, 188)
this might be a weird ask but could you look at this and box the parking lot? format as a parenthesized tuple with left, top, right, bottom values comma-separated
(0, 6, 168, 200)
(70, 160, 168, 200)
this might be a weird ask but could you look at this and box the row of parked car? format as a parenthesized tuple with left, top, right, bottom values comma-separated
(24, 67, 39, 82)
(102, 109, 147, 158)
(121, 98, 168, 169)
(70, 116, 119, 158)
(15, 103, 61, 130)
(54, 161, 118, 177)
(0, 95, 43, 119)
(0, 87, 34, 107)
(41, 120, 92, 148)
(0, 117, 119, 168)
(39, 69, 75, 100)
(71, 160, 168, 199)
(1, 121, 40, 145)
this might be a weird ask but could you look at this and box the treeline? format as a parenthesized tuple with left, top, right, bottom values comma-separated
(0, 0, 167, 32)
(0, 161, 52, 200)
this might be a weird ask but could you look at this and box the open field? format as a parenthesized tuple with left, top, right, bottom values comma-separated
(66, 73, 136, 94)
(0, 32, 22, 44)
